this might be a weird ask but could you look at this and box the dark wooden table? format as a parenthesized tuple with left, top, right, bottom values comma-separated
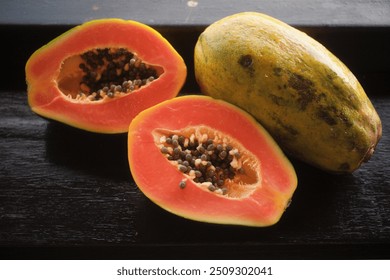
(1, 0, 389, 259)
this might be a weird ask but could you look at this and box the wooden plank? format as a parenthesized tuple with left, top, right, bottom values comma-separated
(0, 90, 389, 259)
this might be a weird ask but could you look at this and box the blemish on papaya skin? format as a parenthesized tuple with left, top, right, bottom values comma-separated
(288, 73, 314, 92)
(338, 111, 353, 127)
(238, 54, 255, 77)
(317, 92, 327, 102)
(288, 73, 317, 110)
(316, 105, 353, 127)
(238, 54, 253, 68)
(269, 112, 299, 136)
(326, 74, 334, 81)
(344, 134, 368, 156)
(325, 71, 361, 111)
(281, 123, 299, 136)
(273, 67, 283, 77)
(316, 107, 337, 126)
(269, 93, 289, 106)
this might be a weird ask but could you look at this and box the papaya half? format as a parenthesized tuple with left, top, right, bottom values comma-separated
(194, 12, 382, 173)
(128, 95, 297, 227)
(26, 18, 186, 133)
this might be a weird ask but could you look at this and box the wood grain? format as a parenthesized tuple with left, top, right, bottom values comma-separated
(0, 90, 389, 259)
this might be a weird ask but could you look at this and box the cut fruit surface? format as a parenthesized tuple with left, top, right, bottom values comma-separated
(26, 18, 186, 133)
(128, 95, 297, 227)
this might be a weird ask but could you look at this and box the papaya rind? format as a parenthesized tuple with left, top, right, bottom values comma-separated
(194, 12, 382, 173)
(26, 18, 187, 133)
(128, 95, 297, 227)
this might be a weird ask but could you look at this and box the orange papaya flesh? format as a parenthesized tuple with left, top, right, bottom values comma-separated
(26, 18, 186, 133)
(128, 95, 297, 227)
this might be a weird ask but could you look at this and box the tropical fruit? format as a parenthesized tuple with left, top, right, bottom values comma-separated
(128, 95, 297, 227)
(26, 18, 186, 133)
(194, 12, 382, 173)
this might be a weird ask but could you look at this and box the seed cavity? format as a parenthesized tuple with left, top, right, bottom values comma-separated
(57, 48, 162, 102)
(154, 126, 260, 199)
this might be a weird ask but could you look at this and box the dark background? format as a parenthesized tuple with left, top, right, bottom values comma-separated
(0, 0, 389, 259)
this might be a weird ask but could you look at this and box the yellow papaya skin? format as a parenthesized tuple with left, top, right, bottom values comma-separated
(194, 12, 382, 173)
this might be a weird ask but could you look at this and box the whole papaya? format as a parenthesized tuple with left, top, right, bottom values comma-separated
(194, 12, 382, 173)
